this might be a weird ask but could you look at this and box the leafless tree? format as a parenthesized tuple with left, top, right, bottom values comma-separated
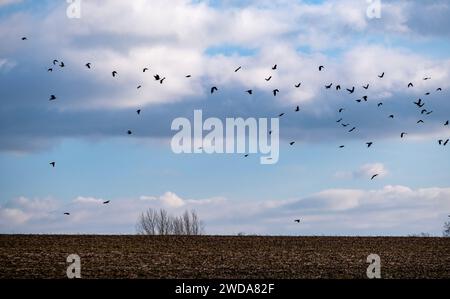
(443, 221, 450, 237)
(136, 208, 204, 235)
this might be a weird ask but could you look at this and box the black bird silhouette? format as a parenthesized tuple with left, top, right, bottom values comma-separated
(244, 154, 249, 157)
(64, 212, 70, 216)
(85, 63, 91, 69)
(53, 60, 59, 65)
(356, 99, 362, 103)
(50, 162, 56, 167)
(127, 130, 133, 135)
(342, 123, 350, 127)
(137, 85, 142, 89)
(186, 75, 192, 78)
(112, 71, 118, 77)
(414, 99, 424, 108)
(338, 108, 345, 113)
(423, 77, 431, 81)
(137, 109, 141, 115)
(325, 83, 333, 89)
(425, 92, 430, 96)
(234, 66, 242, 72)
(426, 111, 433, 115)
(336, 85, 341, 91)
(366, 142, 373, 148)
(363, 84, 369, 90)
(272, 64, 277, 70)
(408, 82, 414, 88)
(417, 120, 424, 124)
(378, 72, 385, 78)
(339, 145, 345, 148)
(377, 102, 383, 107)
(265, 76, 272, 81)
(319, 66, 324, 71)
(289, 142, 295, 146)
(421, 109, 427, 114)
(160, 77, 166, 84)
(389, 115, 394, 119)
(445, 139, 449, 146)
(295, 83, 302, 88)
(59, 62, 65, 67)
(439, 140, 443, 145)
(211, 86, 218, 94)
(294, 219, 301, 223)
(21, 37, 27, 40)
(47, 68, 53, 72)
(401, 132, 407, 138)
(246, 90, 253, 95)
(143, 67, 149, 72)
(103, 200, 110, 204)
(346, 87, 355, 94)
(278, 113, 285, 117)
(336, 118, 343, 123)
(154, 74, 161, 81)
(371, 174, 379, 180)
(445, 121, 449, 126)
(295, 106, 300, 112)
(348, 127, 356, 133)
(49, 95, 56, 101)
(436, 88, 442, 91)
(362, 96, 368, 101)
(273, 89, 280, 96)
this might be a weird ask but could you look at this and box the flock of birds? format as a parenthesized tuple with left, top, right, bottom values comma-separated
(20, 36, 449, 222)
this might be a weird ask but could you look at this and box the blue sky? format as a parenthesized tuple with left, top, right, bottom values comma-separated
(0, 0, 449, 235)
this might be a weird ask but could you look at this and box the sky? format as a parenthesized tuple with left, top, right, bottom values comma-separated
(0, 0, 449, 236)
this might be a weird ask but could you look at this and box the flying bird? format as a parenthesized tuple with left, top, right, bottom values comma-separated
(325, 83, 333, 89)
(21, 37, 27, 40)
(336, 118, 343, 123)
(273, 89, 280, 96)
(211, 86, 218, 94)
(59, 62, 65, 67)
(246, 90, 253, 95)
(143, 67, 149, 72)
(278, 113, 285, 117)
(244, 154, 249, 157)
(50, 162, 56, 167)
(423, 77, 431, 81)
(127, 130, 133, 135)
(103, 200, 110, 204)
(363, 84, 370, 90)
(362, 96, 368, 101)
(389, 115, 394, 119)
(294, 219, 301, 223)
(346, 87, 355, 94)
(112, 71, 118, 77)
(338, 108, 345, 113)
(378, 72, 385, 78)
(336, 85, 341, 91)
(445, 140, 449, 146)
(185, 75, 192, 78)
(445, 121, 449, 126)
(295, 83, 302, 88)
(414, 99, 425, 108)
(366, 142, 373, 148)
(160, 77, 166, 84)
(377, 102, 383, 107)
(272, 64, 277, 70)
(64, 213, 70, 216)
(339, 145, 345, 148)
(425, 92, 430, 96)
(289, 142, 295, 146)
(265, 76, 272, 81)
(137, 85, 142, 89)
(234, 66, 242, 72)
(371, 174, 379, 180)
(436, 88, 442, 91)
(319, 66, 324, 71)
(348, 127, 356, 133)
(417, 120, 424, 124)
(154, 74, 161, 81)
(342, 123, 350, 127)
(85, 63, 91, 69)
(49, 95, 56, 101)
(47, 68, 53, 72)
(401, 132, 407, 138)
(136, 109, 141, 115)
(408, 82, 414, 88)
(53, 60, 59, 65)
(295, 106, 300, 112)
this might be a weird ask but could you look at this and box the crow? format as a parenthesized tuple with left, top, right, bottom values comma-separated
(417, 120, 424, 124)
(363, 84, 370, 90)
(325, 83, 333, 89)
(64, 212, 70, 216)
(60, 62, 65, 67)
(445, 121, 449, 126)
(235, 66, 242, 72)
(112, 71, 118, 77)
(21, 37, 27, 40)
(336, 118, 343, 123)
(273, 89, 280, 96)
(143, 67, 149, 72)
(160, 77, 166, 84)
(265, 76, 272, 81)
(137, 109, 141, 115)
(389, 115, 394, 119)
(319, 66, 324, 71)
(377, 102, 383, 107)
(347, 87, 355, 94)
(401, 132, 407, 138)
(47, 68, 53, 72)
(278, 113, 285, 117)
(85, 63, 92, 69)
(295, 106, 300, 112)
(246, 90, 253, 95)
(272, 64, 277, 70)
(339, 108, 345, 113)
(339, 145, 345, 148)
(185, 75, 192, 78)
(378, 72, 385, 78)
(295, 83, 302, 88)
(414, 99, 425, 108)
(103, 200, 110, 204)
(336, 85, 341, 91)
(50, 162, 56, 167)
(289, 142, 295, 146)
(127, 130, 133, 135)
(294, 219, 301, 223)
(49, 95, 56, 101)
(408, 82, 414, 88)
(366, 142, 373, 148)
(154, 74, 161, 81)
(211, 86, 218, 94)
(371, 174, 379, 180)
(348, 127, 356, 133)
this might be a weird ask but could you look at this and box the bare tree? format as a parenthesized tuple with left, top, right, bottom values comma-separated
(136, 208, 204, 235)
(443, 221, 450, 237)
